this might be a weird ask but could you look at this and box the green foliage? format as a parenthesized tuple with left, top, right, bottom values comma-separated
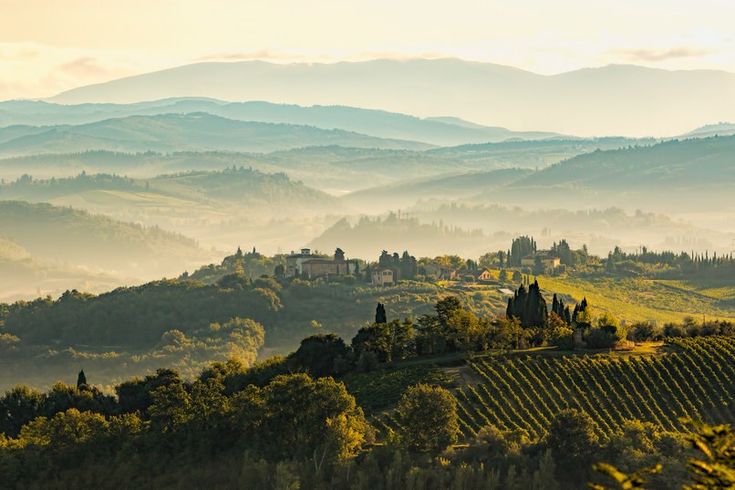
(682, 419, 735, 489)
(586, 314, 626, 349)
(589, 462, 662, 489)
(397, 384, 460, 452)
(342, 365, 454, 414)
(287, 334, 351, 378)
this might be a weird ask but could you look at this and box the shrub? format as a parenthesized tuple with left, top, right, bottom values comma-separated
(628, 322, 660, 342)
(549, 325, 575, 350)
(663, 323, 686, 338)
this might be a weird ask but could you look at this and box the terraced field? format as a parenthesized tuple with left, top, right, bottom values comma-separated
(376, 337, 735, 441)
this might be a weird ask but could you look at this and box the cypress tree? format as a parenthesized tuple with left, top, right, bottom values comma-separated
(375, 303, 387, 324)
(76, 369, 87, 389)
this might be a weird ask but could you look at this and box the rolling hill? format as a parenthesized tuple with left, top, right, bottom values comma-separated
(0, 200, 210, 276)
(466, 136, 735, 221)
(0, 168, 336, 210)
(0, 98, 561, 146)
(342, 168, 533, 210)
(0, 136, 642, 193)
(0, 112, 430, 157)
(48, 59, 735, 137)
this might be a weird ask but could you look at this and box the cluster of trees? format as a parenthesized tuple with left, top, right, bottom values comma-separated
(481, 236, 589, 275)
(550, 239, 589, 266)
(506, 280, 548, 327)
(0, 365, 376, 487)
(287, 290, 598, 379)
(184, 246, 285, 282)
(605, 246, 735, 279)
(373, 250, 418, 280)
(508, 235, 537, 267)
(1, 276, 280, 348)
(627, 317, 735, 342)
(1, 353, 731, 489)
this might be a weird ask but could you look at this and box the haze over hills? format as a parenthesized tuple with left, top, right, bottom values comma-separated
(341, 168, 533, 210)
(0, 138, 645, 194)
(0, 200, 216, 301)
(489, 136, 735, 212)
(0, 200, 210, 273)
(682, 122, 735, 138)
(48, 59, 735, 136)
(0, 98, 562, 146)
(0, 112, 430, 157)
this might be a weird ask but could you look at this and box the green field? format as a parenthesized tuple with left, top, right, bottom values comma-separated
(461, 270, 735, 324)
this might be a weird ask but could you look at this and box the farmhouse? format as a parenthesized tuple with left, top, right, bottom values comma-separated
(371, 268, 395, 286)
(285, 247, 359, 278)
(520, 251, 561, 269)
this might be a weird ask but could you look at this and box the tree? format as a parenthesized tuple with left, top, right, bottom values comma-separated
(287, 334, 350, 377)
(76, 370, 87, 389)
(351, 319, 414, 363)
(148, 382, 192, 433)
(547, 408, 600, 483)
(586, 313, 626, 349)
(506, 280, 547, 328)
(255, 374, 374, 463)
(0, 385, 45, 437)
(375, 303, 387, 324)
(532, 450, 560, 490)
(547, 313, 574, 350)
(397, 384, 459, 452)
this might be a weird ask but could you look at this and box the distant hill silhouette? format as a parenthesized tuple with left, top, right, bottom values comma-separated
(0, 98, 561, 146)
(0, 112, 430, 156)
(47, 59, 735, 136)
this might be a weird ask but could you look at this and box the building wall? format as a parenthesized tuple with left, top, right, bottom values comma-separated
(303, 261, 348, 278)
(372, 269, 394, 286)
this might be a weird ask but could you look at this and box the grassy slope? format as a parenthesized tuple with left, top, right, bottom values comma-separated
(467, 269, 735, 324)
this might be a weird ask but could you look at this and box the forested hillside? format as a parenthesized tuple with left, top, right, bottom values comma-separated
(491, 136, 735, 214)
(0, 200, 209, 275)
(0, 168, 335, 209)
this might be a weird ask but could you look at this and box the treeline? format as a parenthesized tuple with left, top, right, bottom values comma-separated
(605, 246, 735, 279)
(1, 275, 280, 348)
(1, 337, 733, 488)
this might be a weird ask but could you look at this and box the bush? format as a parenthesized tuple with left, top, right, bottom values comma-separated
(586, 328, 614, 348)
(628, 322, 660, 342)
(663, 323, 686, 338)
(549, 325, 575, 350)
(585, 313, 626, 348)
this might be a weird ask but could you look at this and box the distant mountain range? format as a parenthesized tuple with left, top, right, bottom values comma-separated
(46, 59, 735, 136)
(0, 98, 562, 146)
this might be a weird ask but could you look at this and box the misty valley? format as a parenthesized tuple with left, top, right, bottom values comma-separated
(1, 55, 735, 490)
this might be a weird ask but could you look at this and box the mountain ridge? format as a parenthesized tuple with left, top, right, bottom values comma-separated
(44, 58, 735, 136)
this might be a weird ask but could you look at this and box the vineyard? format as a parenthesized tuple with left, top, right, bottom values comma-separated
(376, 336, 735, 440)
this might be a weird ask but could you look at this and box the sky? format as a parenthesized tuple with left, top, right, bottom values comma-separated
(1, 0, 734, 100)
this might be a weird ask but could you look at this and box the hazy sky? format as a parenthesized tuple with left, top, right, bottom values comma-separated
(1, 0, 734, 100)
